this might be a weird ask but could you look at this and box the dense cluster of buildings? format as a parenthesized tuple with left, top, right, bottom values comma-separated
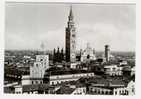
(4, 6, 135, 95)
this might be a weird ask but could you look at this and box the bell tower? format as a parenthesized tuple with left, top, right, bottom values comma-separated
(65, 6, 76, 62)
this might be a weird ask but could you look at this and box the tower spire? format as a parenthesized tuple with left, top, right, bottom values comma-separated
(69, 5, 74, 21)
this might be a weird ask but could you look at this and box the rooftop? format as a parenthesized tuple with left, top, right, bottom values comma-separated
(22, 84, 50, 92)
(55, 85, 75, 94)
(44, 67, 93, 76)
(85, 76, 130, 88)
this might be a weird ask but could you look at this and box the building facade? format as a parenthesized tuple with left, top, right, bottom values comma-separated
(65, 6, 77, 63)
(72, 87, 86, 95)
(104, 65, 123, 76)
(30, 55, 49, 78)
(113, 80, 135, 95)
(49, 73, 94, 85)
(21, 55, 49, 85)
(81, 43, 96, 62)
(53, 47, 64, 63)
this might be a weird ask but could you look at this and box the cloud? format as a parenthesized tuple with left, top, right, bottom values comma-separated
(76, 23, 135, 51)
(5, 3, 135, 51)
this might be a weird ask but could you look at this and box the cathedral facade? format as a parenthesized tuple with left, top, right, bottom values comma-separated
(81, 43, 96, 62)
(65, 6, 76, 63)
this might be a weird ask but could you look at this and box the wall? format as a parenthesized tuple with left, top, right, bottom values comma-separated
(72, 87, 86, 95)
(14, 85, 22, 94)
(104, 65, 123, 76)
(49, 73, 94, 85)
(30, 55, 49, 78)
(22, 75, 31, 85)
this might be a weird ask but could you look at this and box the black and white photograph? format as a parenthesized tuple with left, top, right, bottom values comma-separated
(4, 1, 135, 95)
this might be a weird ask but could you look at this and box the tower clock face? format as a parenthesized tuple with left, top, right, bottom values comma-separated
(71, 53, 75, 58)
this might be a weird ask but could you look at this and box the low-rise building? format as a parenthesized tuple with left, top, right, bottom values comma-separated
(14, 84, 51, 94)
(113, 80, 135, 95)
(104, 64, 123, 76)
(72, 85, 86, 95)
(55, 85, 75, 94)
(49, 72, 94, 85)
(122, 66, 131, 78)
(119, 60, 128, 66)
(14, 85, 22, 94)
(21, 75, 44, 85)
(87, 76, 134, 95)
(54, 79, 87, 95)
(44, 67, 95, 85)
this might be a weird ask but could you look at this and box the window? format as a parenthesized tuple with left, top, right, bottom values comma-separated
(87, 55, 90, 59)
(132, 88, 134, 93)
(122, 90, 124, 94)
(36, 64, 38, 67)
(105, 91, 108, 95)
(72, 45, 75, 49)
(113, 68, 116, 71)
(52, 82, 54, 85)
(57, 81, 59, 84)
(115, 91, 117, 95)
(119, 90, 121, 94)
(83, 89, 86, 93)
(102, 91, 104, 94)
(40, 59, 43, 61)
(72, 34, 75, 37)
(126, 91, 129, 95)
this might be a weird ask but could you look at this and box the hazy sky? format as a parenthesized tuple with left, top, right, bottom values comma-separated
(5, 2, 136, 51)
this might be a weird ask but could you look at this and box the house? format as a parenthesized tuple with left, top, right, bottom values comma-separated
(87, 76, 134, 95)
(104, 64, 123, 76)
(44, 67, 95, 85)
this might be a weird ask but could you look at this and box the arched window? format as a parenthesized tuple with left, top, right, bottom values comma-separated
(115, 91, 117, 95)
(52, 82, 54, 85)
(36, 64, 38, 67)
(87, 55, 90, 59)
(40, 59, 43, 61)
(72, 34, 75, 38)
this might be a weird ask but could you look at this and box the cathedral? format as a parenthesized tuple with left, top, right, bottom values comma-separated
(81, 43, 96, 62)
(65, 6, 77, 63)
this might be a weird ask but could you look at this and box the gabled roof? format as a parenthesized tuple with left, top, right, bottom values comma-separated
(87, 76, 129, 88)
(44, 67, 94, 76)
(56, 85, 75, 94)
(22, 84, 50, 92)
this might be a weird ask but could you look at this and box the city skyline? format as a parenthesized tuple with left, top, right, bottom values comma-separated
(4, 2, 136, 95)
(5, 3, 136, 51)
